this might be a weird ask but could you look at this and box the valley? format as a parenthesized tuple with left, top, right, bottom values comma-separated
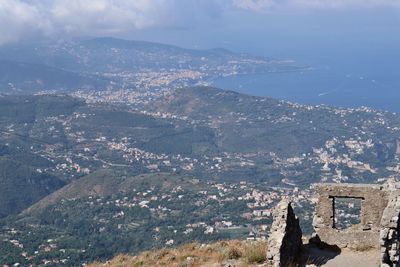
(0, 86, 399, 265)
(0, 39, 399, 267)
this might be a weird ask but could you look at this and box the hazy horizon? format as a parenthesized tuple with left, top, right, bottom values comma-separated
(1, 0, 400, 111)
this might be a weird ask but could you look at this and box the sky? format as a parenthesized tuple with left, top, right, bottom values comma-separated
(1, 0, 400, 72)
(1, 0, 400, 50)
(1, 0, 399, 110)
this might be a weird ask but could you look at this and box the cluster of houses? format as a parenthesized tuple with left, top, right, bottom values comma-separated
(1, 177, 314, 266)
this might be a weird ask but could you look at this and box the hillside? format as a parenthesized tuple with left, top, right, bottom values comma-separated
(87, 240, 267, 267)
(1, 88, 400, 265)
(150, 87, 400, 155)
(147, 87, 400, 185)
(0, 95, 84, 217)
(0, 61, 107, 93)
(2, 171, 275, 266)
(0, 156, 65, 218)
(1, 88, 400, 217)
(0, 38, 304, 93)
(23, 170, 203, 215)
(0, 38, 302, 74)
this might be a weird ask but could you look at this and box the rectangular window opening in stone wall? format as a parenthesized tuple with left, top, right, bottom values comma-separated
(330, 196, 364, 230)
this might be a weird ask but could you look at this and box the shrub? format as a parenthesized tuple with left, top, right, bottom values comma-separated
(243, 242, 267, 264)
(225, 246, 242, 260)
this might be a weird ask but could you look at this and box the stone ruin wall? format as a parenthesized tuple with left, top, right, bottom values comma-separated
(313, 183, 389, 249)
(380, 190, 400, 266)
(267, 200, 303, 267)
(267, 181, 400, 267)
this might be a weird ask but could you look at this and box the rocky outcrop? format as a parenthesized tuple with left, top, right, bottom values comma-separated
(267, 200, 303, 267)
(380, 181, 400, 267)
(268, 181, 400, 267)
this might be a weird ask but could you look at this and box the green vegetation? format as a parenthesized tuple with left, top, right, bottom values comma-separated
(1, 172, 262, 266)
(0, 61, 107, 92)
(0, 96, 84, 218)
(151, 87, 400, 157)
(0, 156, 65, 218)
(243, 242, 267, 264)
(0, 94, 84, 123)
(0, 87, 400, 265)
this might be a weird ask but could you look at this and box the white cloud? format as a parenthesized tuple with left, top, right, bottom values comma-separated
(0, 0, 224, 45)
(232, 0, 277, 12)
(49, 0, 185, 35)
(0, 0, 50, 44)
(292, 0, 400, 9)
(233, 0, 400, 11)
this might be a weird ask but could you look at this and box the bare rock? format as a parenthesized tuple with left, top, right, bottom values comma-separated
(267, 200, 303, 267)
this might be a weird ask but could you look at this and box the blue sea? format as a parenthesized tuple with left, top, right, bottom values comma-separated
(205, 15, 400, 113)
(142, 8, 400, 112)
(211, 66, 400, 112)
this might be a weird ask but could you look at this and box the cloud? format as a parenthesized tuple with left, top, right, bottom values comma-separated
(232, 0, 400, 11)
(232, 0, 277, 12)
(48, 0, 169, 35)
(0, 0, 399, 45)
(292, 0, 400, 9)
(0, 0, 50, 44)
(0, 0, 226, 45)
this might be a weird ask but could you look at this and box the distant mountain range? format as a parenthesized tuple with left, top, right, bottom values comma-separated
(0, 38, 305, 93)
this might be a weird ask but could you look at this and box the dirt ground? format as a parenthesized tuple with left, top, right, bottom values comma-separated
(322, 249, 380, 267)
(304, 245, 380, 267)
